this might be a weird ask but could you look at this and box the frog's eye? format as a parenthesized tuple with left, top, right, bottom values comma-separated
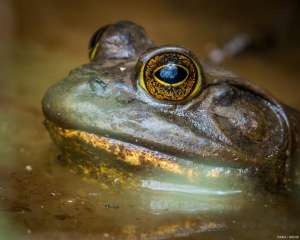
(137, 46, 203, 102)
(88, 25, 110, 61)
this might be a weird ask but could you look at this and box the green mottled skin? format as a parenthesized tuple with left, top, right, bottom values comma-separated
(42, 21, 300, 193)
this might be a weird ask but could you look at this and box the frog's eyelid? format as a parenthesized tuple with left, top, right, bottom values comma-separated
(88, 24, 111, 61)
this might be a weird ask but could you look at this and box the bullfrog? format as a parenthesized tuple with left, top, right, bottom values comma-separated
(42, 21, 300, 195)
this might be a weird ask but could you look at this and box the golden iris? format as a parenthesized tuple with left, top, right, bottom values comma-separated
(139, 49, 202, 102)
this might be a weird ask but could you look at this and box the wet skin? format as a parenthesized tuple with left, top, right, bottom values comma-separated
(42, 21, 300, 193)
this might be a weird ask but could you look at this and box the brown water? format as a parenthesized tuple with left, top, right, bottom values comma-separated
(0, 0, 300, 239)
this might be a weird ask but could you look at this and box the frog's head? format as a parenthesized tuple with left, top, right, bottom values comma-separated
(42, 21, 296, 193)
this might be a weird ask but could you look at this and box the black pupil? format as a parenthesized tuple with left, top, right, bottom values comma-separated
(154, 63, 188, 84)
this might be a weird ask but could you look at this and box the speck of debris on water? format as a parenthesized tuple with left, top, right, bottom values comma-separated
(88, 192, 99, 196)
(50, 192, 56, 197)
(103, 233, 110, 238)
(25, 165, 32, 172)
(119, 67, 126, 71)
(104, 203, 119, 209)
(113, 178, 120, 184)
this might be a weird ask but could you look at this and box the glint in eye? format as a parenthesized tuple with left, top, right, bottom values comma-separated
(153, 63, 189, 86)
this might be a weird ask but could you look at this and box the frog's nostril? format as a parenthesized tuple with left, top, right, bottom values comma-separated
(89, 78, 107, 96)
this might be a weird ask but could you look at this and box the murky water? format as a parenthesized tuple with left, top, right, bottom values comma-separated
(0, 0, 300, 239)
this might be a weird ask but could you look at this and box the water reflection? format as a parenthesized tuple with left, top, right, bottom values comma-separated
(142, 180, 242, 196)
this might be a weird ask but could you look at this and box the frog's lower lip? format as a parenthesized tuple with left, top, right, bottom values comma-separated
(44, 119, 254, 189)
(44, 119, 203, 178)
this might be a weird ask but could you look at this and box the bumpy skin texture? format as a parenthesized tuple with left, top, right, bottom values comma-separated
(42, 21, 300, 191)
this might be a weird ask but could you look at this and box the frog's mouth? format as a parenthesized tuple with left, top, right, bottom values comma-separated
(45, 120, 209, 177)
(44, 119, 259, 195)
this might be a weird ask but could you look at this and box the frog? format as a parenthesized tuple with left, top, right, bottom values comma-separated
(42, 21, 300, 196)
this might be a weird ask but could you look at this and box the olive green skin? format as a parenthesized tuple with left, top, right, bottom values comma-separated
(42, 21, 300, 192)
